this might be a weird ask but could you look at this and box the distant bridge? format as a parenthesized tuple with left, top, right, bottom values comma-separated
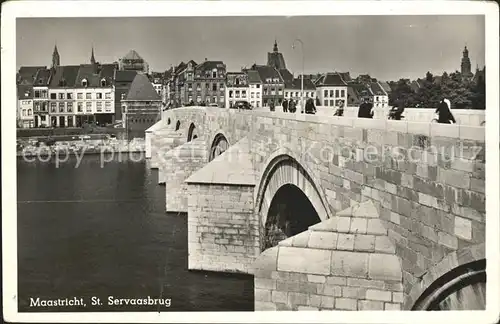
(146, 106, 485, 311)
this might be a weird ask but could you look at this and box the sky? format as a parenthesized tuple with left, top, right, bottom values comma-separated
(16, 15, 485, 81)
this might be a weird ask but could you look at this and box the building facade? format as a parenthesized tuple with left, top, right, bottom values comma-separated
(461, 46, 473, 79)
(17, 85, 34, 128)
(17, 46, 116, 128)
(314, 72, 348, 108)
(246, 70, 262, 108)
(114, 70, 137, 122)
(250, 64, 284, 107)
(122, 73, 162, 139)
(284, 78, 316, 104)
(118, 50, 149, 74)
(225, 72, 249, 108)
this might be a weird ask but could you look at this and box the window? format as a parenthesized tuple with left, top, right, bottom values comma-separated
(34, 102, 40, 111)
(324, 100, 328, 106)
(86, 93, 92, 100)
(96, 93, 103, 99)
(335, 90, 339, 97)
(188, 83, 192, 91)
(22, 109, 26, 116)
(205, 83, 210, 89)
(256, 92, 260, 98)
(50, 93, 56, 99)
(58, 102, 65, 112)
(229, 90, 233, 98)
(42, 90, 48, 98)
(82, 79, 88, 87)
(212, 69, 217, 78)
(330, 90, 334, 97)
(212, 83, 217, 91)
(67, 102, 73, 112)
(77, 102, 83, 112)
(86, 102, 92, 112)
(105, 102, 112, 111)
(242, 90, 246, 98)
(251, 92, 254, 98)
(220, 83, 224, 90)
(34, 90, 40, 98)
(341, 89, 345, 97)
(51, 102, 56, 112)
(101, 79, 106, 87)
(105, 92, 111, 99)
(324, 90, 328, 98)
(77, 93, 83, 99)
(96, 102, 102, 112)
(330, 100, 334, 106)
(235, 90, 240, 98)
(67, 93, 73, 99)
(28, 109, 32, 116)
(212, 96, 216, 103)
(58, 93, 64, 99)
(256, 84, 260, 88)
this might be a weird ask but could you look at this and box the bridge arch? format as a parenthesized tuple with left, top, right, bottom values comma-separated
(255, 151, 332, 250)
(187, 123, 198, 142)
(175, 120, 181, 131)
(406, 244, 485, 310)
(208, 132, 229, 162)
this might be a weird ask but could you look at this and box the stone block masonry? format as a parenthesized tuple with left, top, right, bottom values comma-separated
(187, 183, 259, 273)
(252, 201, 404, 311)
(164, 139, 208, 213)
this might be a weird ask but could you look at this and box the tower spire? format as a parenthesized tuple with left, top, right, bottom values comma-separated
(273, 39, 278, 52)
(90, 45, 96, 65)
(52, 43, 60, 69)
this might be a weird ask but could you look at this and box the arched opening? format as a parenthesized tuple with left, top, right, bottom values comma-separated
(187, 123, 196, 142)
(167, 118, 171, 125)
(209, 133, 229, 162)
(263, 184, 321, 250)
(175, 120, 181, 131)
(193, 135, 198, 140)
(412, 259, 486, 310)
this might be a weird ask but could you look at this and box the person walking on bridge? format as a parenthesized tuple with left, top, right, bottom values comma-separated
(358, 97, 374, 119)
(435, 98, 456, 124)
(282, 98, 288, 113)
(288, 99, 296, 113)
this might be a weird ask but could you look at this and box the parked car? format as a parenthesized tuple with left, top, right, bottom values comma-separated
(209, 103, 219, 107)
(235, 101, 252, 110)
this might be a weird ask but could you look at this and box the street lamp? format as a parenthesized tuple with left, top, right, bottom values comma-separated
(292, 38, 304, 114)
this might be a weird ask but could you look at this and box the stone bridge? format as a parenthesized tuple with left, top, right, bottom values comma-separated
(146, 106, 486, 311)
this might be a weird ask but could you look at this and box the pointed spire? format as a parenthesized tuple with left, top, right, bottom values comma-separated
(52, 42, 60, 69)
(273, 39, 278, 52)
(90, 45, 96, 65)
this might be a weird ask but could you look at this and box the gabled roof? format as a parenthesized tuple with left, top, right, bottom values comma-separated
(123, 50, 143, 61)
(125, 73, 162, 101)
(33, 68, 52, 86)
(100, 64, 116, 79)
(18, 66, 46, 84)
(195, 60, 225, 72)
(252, 65, 283, 83)
(278, 69, 294, 83)
(74, 64, 99, 87)
(369, 82, 387, 96)
(379, 81, 392, 93)
(49, 65, 80, 88)
(337, 72, 351, 82)
(115, 70, 137, 83)
(348, 82, 373, 97)
(175, 62, 187, 74)
(284, 78, 316, 90)
(17, 84, 34, 99)
(246, 70, 262, 84)
(315, 73, 347, 87)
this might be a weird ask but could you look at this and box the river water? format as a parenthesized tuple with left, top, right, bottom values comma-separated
(17, 154, 254, 312)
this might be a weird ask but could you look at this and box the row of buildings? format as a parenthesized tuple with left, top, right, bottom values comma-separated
(18, 43, 481, 130)
(163, 40, 390, 111)
(17, 47, 162, 134)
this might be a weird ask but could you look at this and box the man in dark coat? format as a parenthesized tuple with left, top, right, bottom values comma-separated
(269, 100, 275, 112)
(358, 98, 374, 118)
(305, 98, 316, 114)
(435, 98, 456, 124)
(282, 99, 288, 112)
(288, 100, 296, 113)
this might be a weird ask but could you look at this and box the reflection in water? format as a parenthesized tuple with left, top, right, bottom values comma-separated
(17, 155, 254, 312)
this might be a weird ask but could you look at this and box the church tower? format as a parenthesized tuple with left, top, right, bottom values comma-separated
(461, 46, 472, 78)
(90, 46, 96, 65)
(52, 44, 60, 69)
(267, 39, 287, 70)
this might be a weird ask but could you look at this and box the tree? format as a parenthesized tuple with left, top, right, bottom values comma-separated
(425, 71, 434, 83)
